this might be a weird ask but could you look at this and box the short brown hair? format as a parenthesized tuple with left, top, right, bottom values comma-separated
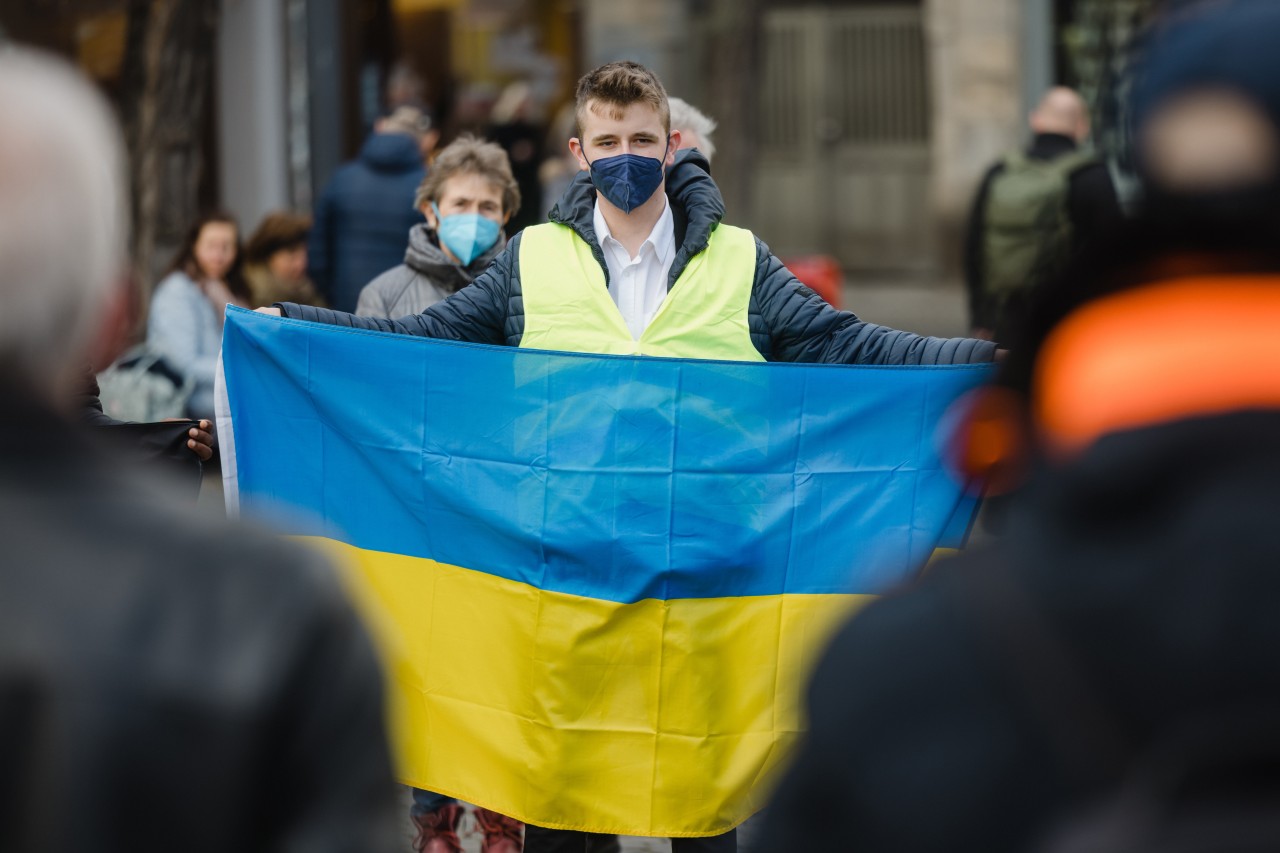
(574, 61, 670, 139)
(244, 211, 311, 264)
(414, 134, 521, 217)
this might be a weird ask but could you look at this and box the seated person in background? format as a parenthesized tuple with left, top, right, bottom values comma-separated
(243, 211, 324, 308)
(357, 134, 520, 319)
(146, 211, 250, 420)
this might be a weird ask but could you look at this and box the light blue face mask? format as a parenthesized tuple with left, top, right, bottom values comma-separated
(433, 204, 501, 266)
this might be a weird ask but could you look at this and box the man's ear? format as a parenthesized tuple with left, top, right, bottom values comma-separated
(421, 203, 438, 229)
(666, 129, 682, 166)
(569, 137, 590, 171)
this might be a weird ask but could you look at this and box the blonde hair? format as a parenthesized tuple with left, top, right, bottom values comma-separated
(414, 134, 521, 216)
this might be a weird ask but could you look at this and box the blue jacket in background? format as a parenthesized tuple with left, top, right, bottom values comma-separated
(308, 132, 425, 313)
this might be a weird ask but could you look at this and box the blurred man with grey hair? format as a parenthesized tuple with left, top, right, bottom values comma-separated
(0, 47, 400, 853)
(669, 96, 717, 162)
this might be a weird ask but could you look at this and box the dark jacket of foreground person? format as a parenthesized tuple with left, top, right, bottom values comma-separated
(0, 380, 401, 853)
(759, 200, 1280, 848)
(759, 408, 1280, 852)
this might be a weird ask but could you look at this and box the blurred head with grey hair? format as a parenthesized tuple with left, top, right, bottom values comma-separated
(0, 47, 129, 399)
(669, 96, 717, 161)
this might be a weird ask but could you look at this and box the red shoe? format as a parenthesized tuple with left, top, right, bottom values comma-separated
(412, 803, 464, 853)
(474, 806, 524, 853)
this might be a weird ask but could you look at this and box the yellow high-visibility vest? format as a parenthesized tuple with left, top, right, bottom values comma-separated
(518, 220, 764, 362)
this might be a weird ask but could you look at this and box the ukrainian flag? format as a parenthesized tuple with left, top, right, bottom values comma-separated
(217, 306, 990, 837)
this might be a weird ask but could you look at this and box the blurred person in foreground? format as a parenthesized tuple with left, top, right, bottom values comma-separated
(309, 105, 437, 313)
(669, 96, 716, 163)
(0, 47, 400, 852)
(760, 3, 1280, 851)
(243, 211, 324, 309)
(965, 86, 1123, 344)
(357, 135, 519, 320)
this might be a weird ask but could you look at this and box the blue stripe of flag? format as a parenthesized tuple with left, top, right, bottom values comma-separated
(222, 307, 990, 604)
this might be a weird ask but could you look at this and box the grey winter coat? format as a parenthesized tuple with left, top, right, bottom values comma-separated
(281, 149, 997, 366)
(354, 223, 505, 318)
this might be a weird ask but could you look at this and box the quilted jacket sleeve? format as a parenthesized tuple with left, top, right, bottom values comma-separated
(752, 239, 998, 366)
(280, 234, 521, 345)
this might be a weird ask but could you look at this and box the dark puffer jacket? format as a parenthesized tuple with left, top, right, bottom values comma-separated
(307, 132, 426, 314)
(283, 150, 996, 366)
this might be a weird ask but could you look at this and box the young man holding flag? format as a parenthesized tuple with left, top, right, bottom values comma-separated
(262, 61, 995, 852)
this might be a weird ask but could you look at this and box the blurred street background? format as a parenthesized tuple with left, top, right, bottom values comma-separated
(4, 0, 1153, 338)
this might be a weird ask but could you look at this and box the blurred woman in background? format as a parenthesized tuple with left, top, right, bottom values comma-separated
(147, 211, 249, 420)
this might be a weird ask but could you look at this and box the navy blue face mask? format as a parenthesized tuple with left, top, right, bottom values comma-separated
(585, 137, 671, 213)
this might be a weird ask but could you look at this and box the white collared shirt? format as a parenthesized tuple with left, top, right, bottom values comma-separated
(593, 199, 676, 340)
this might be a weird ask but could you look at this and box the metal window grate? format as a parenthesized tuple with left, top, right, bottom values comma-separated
(761, 6, 929, 149)
(834, 12, 929, 144)
(761, 19, 808, 150)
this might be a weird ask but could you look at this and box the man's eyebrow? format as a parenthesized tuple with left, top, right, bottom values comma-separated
(590, 132, 619, 144)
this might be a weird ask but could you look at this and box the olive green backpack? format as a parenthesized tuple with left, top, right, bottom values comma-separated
(981, 149, 1097, 311)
